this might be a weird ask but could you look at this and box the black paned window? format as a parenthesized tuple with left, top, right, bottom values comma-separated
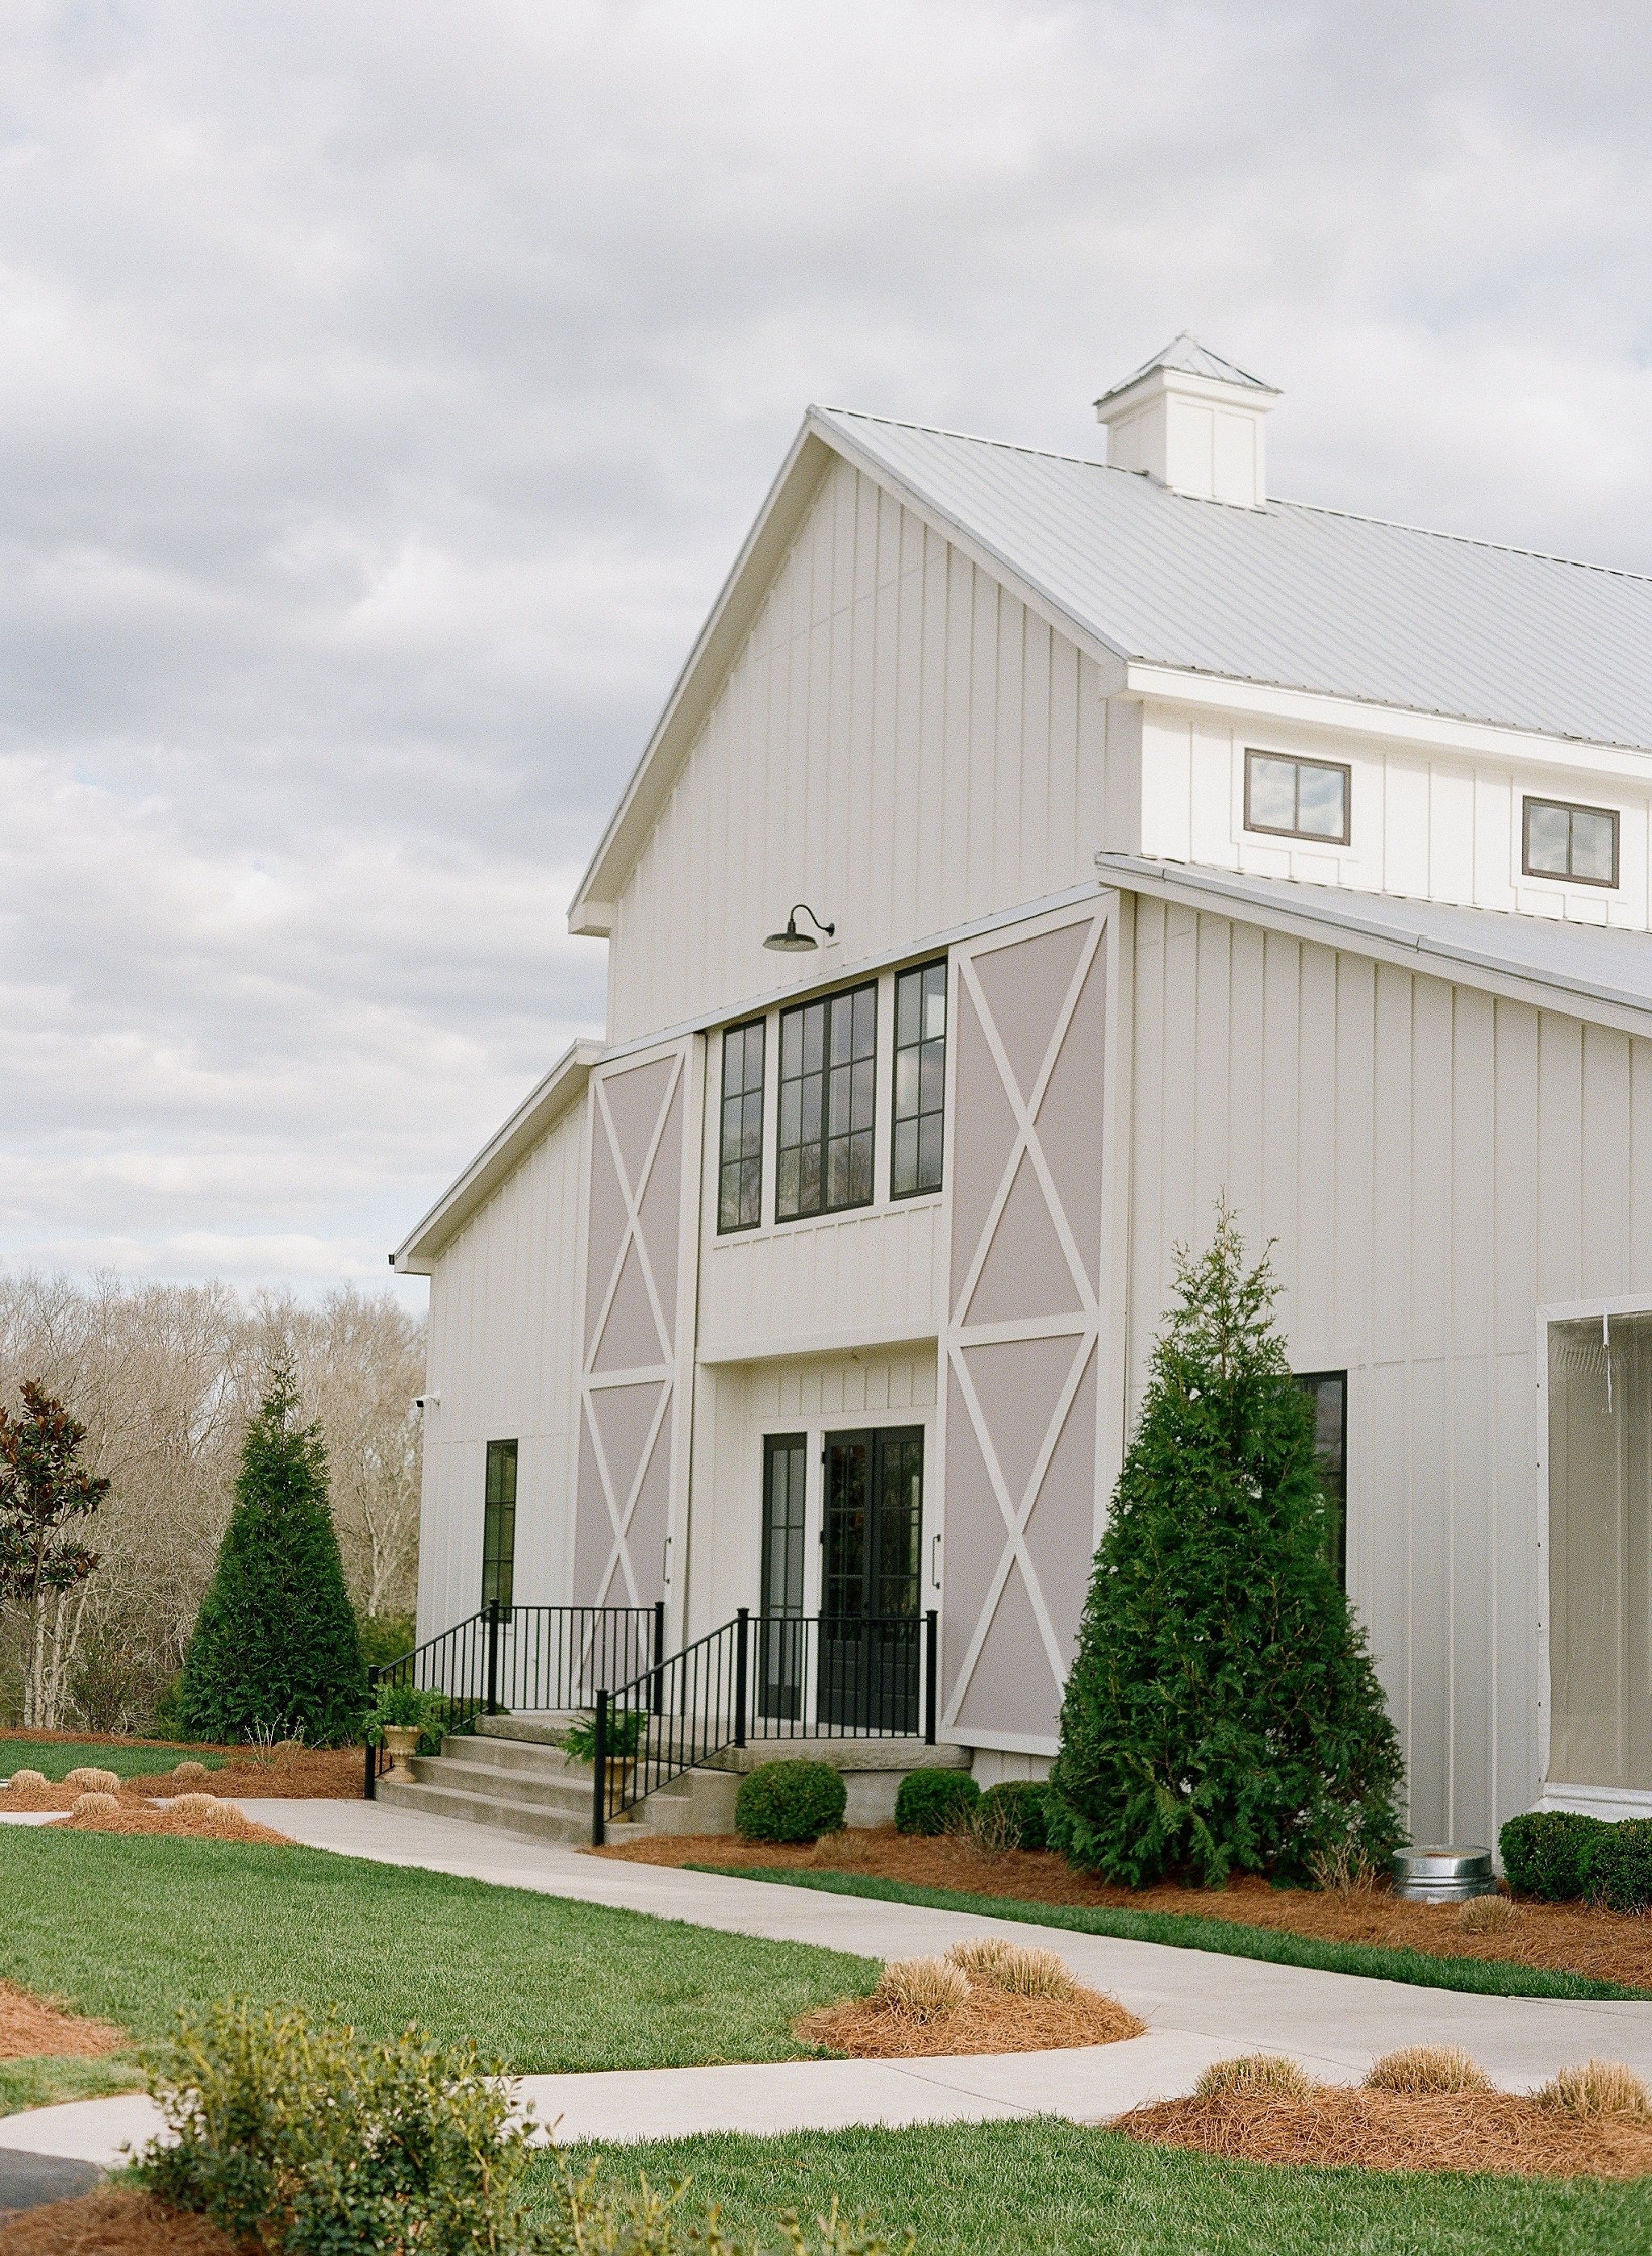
(892, 960, 946, 1197)
(718, 1019, 766, 1231)
(482, 1439, 517, 1611)
(760, 1434, 807, 1721)
(776, 982, 877, 1219)
(1295, 1372, 1347, 1587)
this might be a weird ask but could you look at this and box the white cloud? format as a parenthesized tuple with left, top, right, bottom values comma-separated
(0, 0, 1649, 1290)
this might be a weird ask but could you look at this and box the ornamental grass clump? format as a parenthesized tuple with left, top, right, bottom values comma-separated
(1537, 2060, 1652, 2120)
(1458, 1891, 1515, 1933)
(945, 1939, 1073, 1999)
(1194, 2054, 1316, 2100)
(69, 1790, 119, 1818)
(1046, 1205, 1404, 1889)
(63, 1765, 121, 1794)
(870, 1956, 971, 2024)
(1364, 2045, 1491, 2095)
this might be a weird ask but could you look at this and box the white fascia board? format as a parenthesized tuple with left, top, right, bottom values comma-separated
(391, 1039, 603, 1274)
(1098, 853, 1652, 1042)
(568, 424, 834, 938)
(1123, 662, 1652, 778)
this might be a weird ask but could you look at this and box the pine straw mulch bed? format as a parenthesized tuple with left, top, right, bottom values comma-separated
(0, 1985, 124, 2064)
(43, 1804, 292, 1847)
(0, 2188, 244, 2253)
(599, 1828, 1652, 1990)
(796, 1979, 1143, 2058)
(0, 1748, 359, 1809)
(1115, 2086, 1652, 2180)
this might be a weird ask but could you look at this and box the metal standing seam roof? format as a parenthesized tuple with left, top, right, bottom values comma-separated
(814, 406, 1652, 756)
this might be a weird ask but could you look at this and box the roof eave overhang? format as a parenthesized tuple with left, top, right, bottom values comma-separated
(1097, 852, 1652, 1042)
(390, 1039, 603, 1274)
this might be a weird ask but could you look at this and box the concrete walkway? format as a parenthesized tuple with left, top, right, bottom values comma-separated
(3, 1794, 1650, 2170)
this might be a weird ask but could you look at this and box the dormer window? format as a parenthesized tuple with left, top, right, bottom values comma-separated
(1523, 796, 1619, 888)
(1245, 750, 1350, 845)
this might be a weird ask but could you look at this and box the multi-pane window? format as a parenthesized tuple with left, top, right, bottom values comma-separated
(892, 961, 947, 1198)
(482, 1439, 517, 1611)
(1245, 750, 1351, 845)
(1524, 796, 1619, 888)
(1295, 1372, 1347, 1587)
(776, 982, 877, 1220)
(759, 1433, 808, 1722)
(718, 1019, 766, 1232)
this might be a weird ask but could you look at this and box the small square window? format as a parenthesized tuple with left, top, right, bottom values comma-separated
(1523, 796, 1619, 888)
(1245, 750, 1351, 846)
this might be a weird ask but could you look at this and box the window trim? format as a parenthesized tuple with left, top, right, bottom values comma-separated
(1294, 1371, 1347, 1590)
(890, 957, 948, 1203)
(716, 1017, 766, 1235)
(1522, 794, 1620, 890)
(1244, 748, 1353, 847)
(775, 978, 879, 1222)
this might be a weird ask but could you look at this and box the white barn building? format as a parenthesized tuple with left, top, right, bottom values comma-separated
(393, 336, 1652, 1845)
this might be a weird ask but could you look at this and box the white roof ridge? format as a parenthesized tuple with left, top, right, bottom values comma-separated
(1271, 491, 1652, 587)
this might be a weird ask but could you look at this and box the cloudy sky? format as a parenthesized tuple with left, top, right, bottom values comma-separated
(2, 1, 1650, 1304)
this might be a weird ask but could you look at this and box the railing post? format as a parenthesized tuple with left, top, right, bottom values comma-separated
(924, 1610, 938, 1745)
(591, 1689, 608, 1849)
(734, 1607, 749, 1748)
(652, 1599, 665, 1716)
(363, 1663, 379, 1799)
(485, 1598, 501, 1716)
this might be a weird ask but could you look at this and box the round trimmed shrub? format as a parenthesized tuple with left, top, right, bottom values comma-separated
(1582, 1817, 1652, 1914)
(1499, 1810, 1599, 1902)
(734, 1758, 846, 1843)
(976, 1780, 1049, 1851)
(895, 1768, 979, 1836)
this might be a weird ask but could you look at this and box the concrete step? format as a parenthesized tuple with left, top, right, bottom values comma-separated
(410, 1753, 592, 1814)
(439, 1733, 583, 1781)
(374, 1773, 648, 1847)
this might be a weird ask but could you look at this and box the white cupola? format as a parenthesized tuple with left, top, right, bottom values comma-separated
(1095, 333, 1279, 508)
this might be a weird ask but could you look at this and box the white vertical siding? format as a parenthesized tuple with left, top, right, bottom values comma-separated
(605, 458, 1112, 1042)
(415, 1100, 586, 1638)
(1125, 895, 1652, 1846)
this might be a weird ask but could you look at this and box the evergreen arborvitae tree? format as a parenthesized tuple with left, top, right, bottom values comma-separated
(1046, 1206, 1404, 1888)
(180, 1367, 367, 1745)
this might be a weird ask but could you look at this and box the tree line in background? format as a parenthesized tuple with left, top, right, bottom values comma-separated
(0, 1275, 424, 1732)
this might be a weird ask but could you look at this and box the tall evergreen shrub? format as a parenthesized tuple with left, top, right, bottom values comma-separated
(1046, 1207, 1404, 1887)
(180, 1368, 366, 1744)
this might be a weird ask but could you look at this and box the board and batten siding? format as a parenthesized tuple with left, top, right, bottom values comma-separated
(1141, 705, 1652, 930)
(1125, 892, 1652, 1848)
(603, 455, 1116, 1044)
(415, 1097, 586, 1640)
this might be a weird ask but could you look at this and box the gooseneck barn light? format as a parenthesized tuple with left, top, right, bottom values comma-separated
(763, 903, 836, 953)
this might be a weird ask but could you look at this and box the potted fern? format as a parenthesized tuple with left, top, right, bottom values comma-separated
(562, 1706, 649, 1793)
(365, 1683, 448, 1782)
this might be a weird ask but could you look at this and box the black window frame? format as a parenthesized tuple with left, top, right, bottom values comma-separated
(1244, 748, 1353, 846)
(1522, 795, 1620, 889)
(760, 1433, 808, 1621)
(775, 980, 878, 1222)
(482, 1438, 518, 1611)
(891, 959, 947, 1201)
(717, 1017, 766, 1234)
(1294, 1372, 1347, 1589)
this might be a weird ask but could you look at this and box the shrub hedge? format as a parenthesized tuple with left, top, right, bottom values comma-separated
(895, 1769, 980, 1836)
(735, 1758, 846, 1843)
(974, 1780, 1049, 1851)
(1499, 1809, 1652, 1912)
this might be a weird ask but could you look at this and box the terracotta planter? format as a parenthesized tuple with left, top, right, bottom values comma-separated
(381, 1724, 422, 1784)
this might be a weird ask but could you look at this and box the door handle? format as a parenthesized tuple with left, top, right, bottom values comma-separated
(931, 1533, 941, 1588)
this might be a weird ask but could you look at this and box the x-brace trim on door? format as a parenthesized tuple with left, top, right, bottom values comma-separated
(586, 1050, 685, 1368)
(581, 1378, 673, 1609)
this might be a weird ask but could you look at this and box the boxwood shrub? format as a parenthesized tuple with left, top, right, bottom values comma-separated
(895, 1768, 980, 1836)
(1582, 1816, 1652, 1914)
(1499, 1810, 1600, 1903)
(734, 1757, 846, 1843)
(976, 1778, 1049, 1851)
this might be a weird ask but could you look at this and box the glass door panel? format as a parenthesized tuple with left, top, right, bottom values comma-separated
(760, 1433, 807, 1721)
(821, 1426, 922, 1732)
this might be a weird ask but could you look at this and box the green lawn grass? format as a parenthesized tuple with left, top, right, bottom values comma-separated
(0, 1829, 873, 2111)
(543, 2119, 1652, 2255)
(694, 1864, 1652, 2004)
(0, 1737, 226, 1782)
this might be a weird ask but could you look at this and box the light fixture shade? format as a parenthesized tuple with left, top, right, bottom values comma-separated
(763, 903, 835, 953)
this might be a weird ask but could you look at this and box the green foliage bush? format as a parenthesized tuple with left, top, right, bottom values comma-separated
(365, 1682, 449, 1752)
(736, 1758, 847, 1843)
(1579, 1817, 1652, 1915)
(178, 1368, 366, 1747)
(974, 1780, 1048, 1852)
(563, 1707, 649, 1764)
(355, 1609, 417, 1673)
(1499, 1811, 1599, 1903)
(1047, 1207, 1404, 1889)
(894, 1769, 980, 1836)
(136, 1998, 539, 2254)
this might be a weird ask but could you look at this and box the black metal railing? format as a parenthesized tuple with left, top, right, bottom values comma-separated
(590, 1608, 937, 1844)
(363, 1600, 664, 1797)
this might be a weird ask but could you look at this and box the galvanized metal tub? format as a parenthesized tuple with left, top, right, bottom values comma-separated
(1391, 1845, 1496, 1903)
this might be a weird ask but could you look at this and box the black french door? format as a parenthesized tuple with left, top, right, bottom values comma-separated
(820, 1426, 923, 1731)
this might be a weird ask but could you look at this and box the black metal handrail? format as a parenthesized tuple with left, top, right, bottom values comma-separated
(363, 1599, 664, 1797)
(591, 1607, 938, 1844)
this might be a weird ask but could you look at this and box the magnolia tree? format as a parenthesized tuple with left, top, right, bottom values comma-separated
(0, 1381, 110, 1728)
(1046, 1205, 1404, 1888)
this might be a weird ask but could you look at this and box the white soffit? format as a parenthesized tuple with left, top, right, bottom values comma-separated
(391, 1040, 602, 1273)
(1099, 854, 1652, 1038)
